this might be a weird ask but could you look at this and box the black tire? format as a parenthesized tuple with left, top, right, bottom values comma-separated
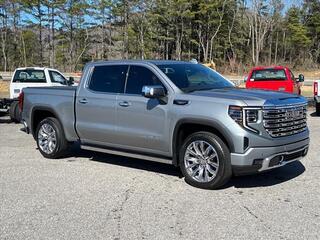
(179, 131, 232, 189)
(316, 102, 320, 116)
(9, 101, 19, 123)
(35, 117, 68, 159)
(14, 102, 21, 122)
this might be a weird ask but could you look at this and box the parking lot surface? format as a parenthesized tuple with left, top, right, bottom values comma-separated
(1, 111, 320, 240)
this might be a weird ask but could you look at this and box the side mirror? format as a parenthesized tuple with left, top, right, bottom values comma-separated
(142, 85, 166, 99)
(244, 76, 248, 83)
(67, 77, 75, 86)
(298, 74, 305, 82)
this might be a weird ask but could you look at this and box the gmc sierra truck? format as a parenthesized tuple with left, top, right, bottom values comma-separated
(20, 60, 310, 189)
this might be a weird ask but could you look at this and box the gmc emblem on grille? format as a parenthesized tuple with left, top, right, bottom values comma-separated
(286, 110, 300, 119)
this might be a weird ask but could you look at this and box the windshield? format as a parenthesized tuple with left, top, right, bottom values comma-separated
(13, 69, 46, 83)
(156, 63, 234, 92)
(251, 69, 287, 81)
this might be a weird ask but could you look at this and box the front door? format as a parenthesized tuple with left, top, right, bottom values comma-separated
(76, 64, 128, 146)
(116, 65, 170, 155)
(289, 70, 300, 95)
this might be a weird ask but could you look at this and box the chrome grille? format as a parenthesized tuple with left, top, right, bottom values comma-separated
(263, 104, 307, 137)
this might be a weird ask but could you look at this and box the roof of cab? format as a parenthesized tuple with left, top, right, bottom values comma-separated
(15, 67, 47, 71)
(86, 59, 191, 67)
(251, 66, 288, 70)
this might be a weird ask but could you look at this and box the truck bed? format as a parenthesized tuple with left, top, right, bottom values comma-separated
(22, 86, 79, 141)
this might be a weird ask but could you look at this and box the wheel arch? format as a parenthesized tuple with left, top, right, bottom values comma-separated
(31, 106, 62, 139)
(172, 119, 235, 166)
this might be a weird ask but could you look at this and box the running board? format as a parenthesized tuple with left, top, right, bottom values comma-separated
(81, 145, 173, 165)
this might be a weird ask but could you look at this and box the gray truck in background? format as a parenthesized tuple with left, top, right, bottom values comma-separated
(20, 60, 309, 189)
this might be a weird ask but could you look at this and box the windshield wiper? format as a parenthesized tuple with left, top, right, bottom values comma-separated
(184, 87, 215, 93)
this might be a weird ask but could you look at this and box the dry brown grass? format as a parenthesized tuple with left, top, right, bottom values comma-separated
(300, 70, 320, 78)
(301, 85, 314, 97)
(0, 81, 9, 92)
(0, 81, 9, 98)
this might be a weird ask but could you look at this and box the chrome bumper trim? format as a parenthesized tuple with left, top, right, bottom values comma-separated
(258, 145, 308, 172)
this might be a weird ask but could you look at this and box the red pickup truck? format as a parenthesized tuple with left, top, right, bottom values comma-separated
(245, 66, 304, 95)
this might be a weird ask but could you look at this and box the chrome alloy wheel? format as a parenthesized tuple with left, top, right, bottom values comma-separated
(38, 123, 57, 154)
(184, 140, 219, 183)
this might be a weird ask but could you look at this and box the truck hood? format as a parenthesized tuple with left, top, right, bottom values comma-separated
(189, 88, 307, 107)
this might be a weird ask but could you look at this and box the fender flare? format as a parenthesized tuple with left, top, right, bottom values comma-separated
(30, 106, 62, 138)
(171, 118, 235, 166)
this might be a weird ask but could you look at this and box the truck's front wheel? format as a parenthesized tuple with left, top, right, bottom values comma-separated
(179, 132, 232, 189)
(36, 117, 68, 159)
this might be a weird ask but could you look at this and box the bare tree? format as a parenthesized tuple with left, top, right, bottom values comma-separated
(247, 0, 273, 65)
(0, 3, 8, 71)
(196, 0, 227, 63)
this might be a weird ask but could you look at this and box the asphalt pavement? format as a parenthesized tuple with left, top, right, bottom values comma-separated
(0, 111, 319, 240)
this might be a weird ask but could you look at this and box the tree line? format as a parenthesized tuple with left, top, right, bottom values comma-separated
(0, 0, 319, 73)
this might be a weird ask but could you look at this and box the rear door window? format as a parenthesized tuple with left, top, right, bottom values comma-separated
(251, 69, 287, 81)
(13, 69, 46, 83)
(88, 65, 128, 93)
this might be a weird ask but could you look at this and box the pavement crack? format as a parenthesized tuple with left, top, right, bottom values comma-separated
(227, 193, 287, 240)
(243, 205, 259, 219)
(113, 186, 133, 240)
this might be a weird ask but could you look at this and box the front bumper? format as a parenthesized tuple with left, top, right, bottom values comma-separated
(231, 137, 309, 175)
(0, 98, 13, 113)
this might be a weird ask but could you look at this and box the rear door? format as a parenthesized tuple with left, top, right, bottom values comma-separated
(115, 65, 170, 155)
(76, 64, 128, 146)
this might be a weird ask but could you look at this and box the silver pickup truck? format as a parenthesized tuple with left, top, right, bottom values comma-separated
(20, 60, 310, 189)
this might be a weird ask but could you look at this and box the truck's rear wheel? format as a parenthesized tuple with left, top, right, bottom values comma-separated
(179, 131, 232, 189)
(316, 102, 320, 116)
(9, 101, 21, 123)
(36, 117, 68, 159)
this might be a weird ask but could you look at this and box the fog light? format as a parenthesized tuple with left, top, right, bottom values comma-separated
(269, 156, 284, 167)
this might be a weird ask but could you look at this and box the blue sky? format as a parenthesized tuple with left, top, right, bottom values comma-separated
(284, 0, 302, 8)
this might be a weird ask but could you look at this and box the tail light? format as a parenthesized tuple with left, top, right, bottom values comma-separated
(314, 82, 318, 96)
(18, 91, 24, 111)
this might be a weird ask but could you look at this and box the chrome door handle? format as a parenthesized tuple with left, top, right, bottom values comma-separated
(79, 98, 88, 104)
(118, 101, 131, 107)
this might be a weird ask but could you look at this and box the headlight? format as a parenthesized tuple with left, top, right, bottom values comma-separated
(245, 109, 259, 123)
(228, 106, 243, 125)
(228, 106, 261, 133)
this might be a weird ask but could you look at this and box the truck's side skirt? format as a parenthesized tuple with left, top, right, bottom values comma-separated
(81, 144, 173, 165)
